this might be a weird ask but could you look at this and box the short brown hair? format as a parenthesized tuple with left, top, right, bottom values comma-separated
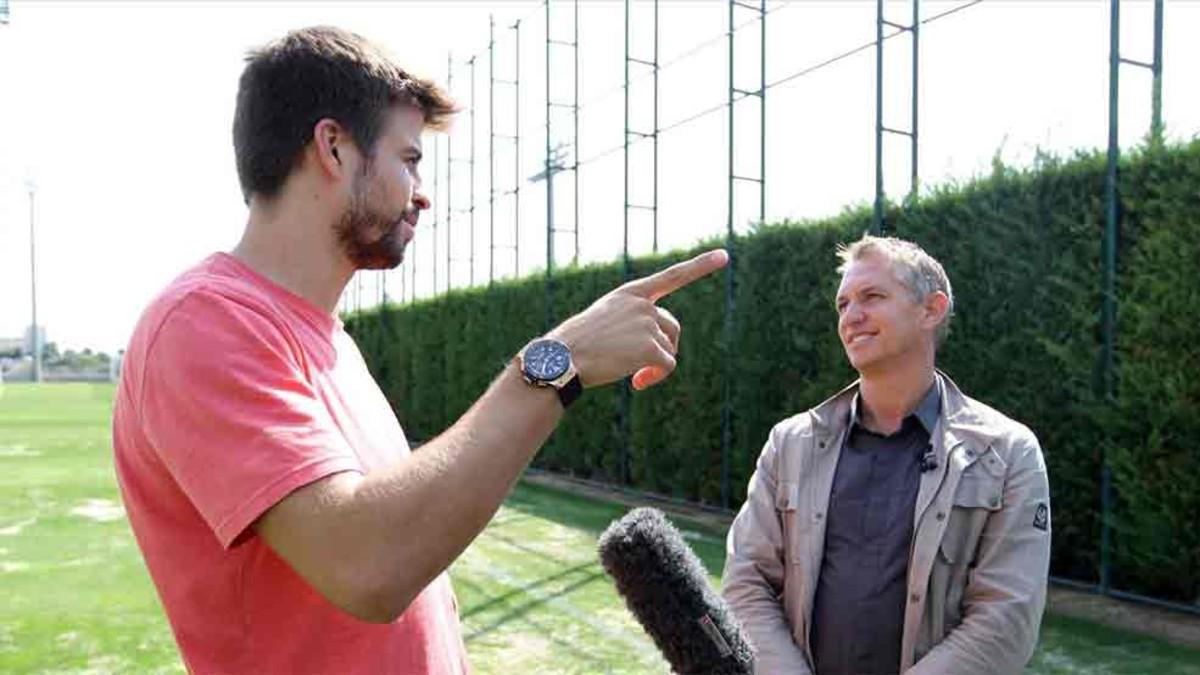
(837, 234, 955, 345)
(233, 26, 457, 203)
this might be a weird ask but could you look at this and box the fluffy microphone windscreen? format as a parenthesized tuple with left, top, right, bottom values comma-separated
(597, 507, 755, 674)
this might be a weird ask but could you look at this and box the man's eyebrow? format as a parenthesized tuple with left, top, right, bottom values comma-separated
(835, 283, 883, 304)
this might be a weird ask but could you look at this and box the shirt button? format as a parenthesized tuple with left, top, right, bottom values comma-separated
(815, 512, 824, 520)
(910, 592, 921, 603)
(936, 512, 946, 521)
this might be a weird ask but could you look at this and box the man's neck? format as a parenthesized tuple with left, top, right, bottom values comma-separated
(857, 358, 936, 436)
(232, 195, 353, 315)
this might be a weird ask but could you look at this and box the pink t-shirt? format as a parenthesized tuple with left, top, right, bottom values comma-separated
(113, 253, 470, 674)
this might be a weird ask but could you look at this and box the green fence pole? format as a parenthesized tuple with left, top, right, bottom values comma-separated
(873, 0, 885, 235)
(1151, 0, 1164, 145)
(489, 16, 496, 284)
(621, 0, 633, 486)
(544, 0, 554, 331)
(910, 0, 919, 201)
(1100, 0, 1121, 594)
(447, 53, 455, 294)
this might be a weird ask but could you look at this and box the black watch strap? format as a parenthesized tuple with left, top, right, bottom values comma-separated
(557, 374, 583, 409)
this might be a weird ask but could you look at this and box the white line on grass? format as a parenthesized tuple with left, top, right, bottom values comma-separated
(0, 517, 36, 536)
(1036, 648, 1117, 675)
(70, 499, 125, 523)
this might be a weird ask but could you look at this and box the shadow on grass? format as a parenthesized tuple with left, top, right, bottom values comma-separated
(456, 569, 626, 669)
(461, 560, 598, 620)
(504, 480, 729, 574)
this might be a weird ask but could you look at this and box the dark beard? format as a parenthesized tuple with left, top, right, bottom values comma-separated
(334, 178, 406, 271)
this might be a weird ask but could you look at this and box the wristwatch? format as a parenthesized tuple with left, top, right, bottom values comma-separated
(517, 337, 582, 409)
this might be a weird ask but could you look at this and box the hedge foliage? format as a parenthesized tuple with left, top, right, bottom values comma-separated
(346, 140, 1200, 604)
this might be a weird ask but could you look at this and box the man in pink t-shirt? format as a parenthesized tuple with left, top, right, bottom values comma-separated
(113, 26, 726, 673)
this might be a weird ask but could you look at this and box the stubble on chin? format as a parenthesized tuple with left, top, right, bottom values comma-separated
(334, 203, 404, 271)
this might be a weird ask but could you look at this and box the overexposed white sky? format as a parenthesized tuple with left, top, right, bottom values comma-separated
(0, 0, 1196, 353)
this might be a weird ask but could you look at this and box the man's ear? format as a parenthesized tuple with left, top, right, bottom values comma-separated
(312, 118, 347, 177)
(923, 291, 950, 330)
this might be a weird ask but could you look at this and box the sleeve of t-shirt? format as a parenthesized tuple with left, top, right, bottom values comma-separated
(139, 288, 362, 549)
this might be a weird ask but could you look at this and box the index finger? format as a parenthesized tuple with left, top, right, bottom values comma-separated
(624, 249, 729, 302)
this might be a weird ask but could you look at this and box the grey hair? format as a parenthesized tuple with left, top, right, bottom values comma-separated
(836, 234, 954, 346)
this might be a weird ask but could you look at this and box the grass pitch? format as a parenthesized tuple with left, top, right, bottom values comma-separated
(1, 383, 1197, 673)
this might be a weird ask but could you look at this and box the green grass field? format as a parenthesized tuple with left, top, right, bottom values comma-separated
(2, 383, 1198, 673)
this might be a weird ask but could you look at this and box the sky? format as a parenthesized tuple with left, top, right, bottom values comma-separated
(0, 0, 1196, 354)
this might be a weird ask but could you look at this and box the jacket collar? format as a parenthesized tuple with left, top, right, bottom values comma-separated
(810, 369, 995, 454)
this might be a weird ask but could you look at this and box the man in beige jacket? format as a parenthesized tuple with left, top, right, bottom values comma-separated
(723, 235, 1050, 674)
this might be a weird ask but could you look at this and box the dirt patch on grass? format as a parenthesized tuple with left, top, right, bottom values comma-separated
(522, 471, 734, 533)
(1049, 586, 1200, 651)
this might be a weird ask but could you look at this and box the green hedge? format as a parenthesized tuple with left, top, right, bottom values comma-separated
(346, 140, 1200, 605)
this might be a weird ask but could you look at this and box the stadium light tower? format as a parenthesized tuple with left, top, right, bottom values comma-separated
(26, 176, 41, 383)
(527, 141, 572, 270)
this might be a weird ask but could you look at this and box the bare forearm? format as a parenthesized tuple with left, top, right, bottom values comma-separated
(364, 362, 561, 593)
(258, 362, 562, 622)
(351, 362, 562, 602)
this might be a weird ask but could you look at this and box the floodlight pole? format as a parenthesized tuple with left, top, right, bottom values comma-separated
(28, 182, 42, 383)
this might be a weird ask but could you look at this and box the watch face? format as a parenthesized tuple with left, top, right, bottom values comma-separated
(523, 339, 571, 382)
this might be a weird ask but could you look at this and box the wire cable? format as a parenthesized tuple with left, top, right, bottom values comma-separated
(572, 1, 796, 116)
(573, 0, 984, 169)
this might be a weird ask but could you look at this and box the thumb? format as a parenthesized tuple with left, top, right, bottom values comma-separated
(631, 365, 668, 390)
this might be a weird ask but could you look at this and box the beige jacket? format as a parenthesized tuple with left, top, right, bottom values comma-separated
(722, 373, 1050, 674)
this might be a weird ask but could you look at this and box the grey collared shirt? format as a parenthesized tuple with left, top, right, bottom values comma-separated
(809, 381, 941, 675)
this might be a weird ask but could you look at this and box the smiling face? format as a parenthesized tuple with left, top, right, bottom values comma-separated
(835, 253, 939, 377)
(333, 105, 430, 270)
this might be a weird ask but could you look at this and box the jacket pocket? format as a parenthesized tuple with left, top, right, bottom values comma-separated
(953, 471, 1004, 511)
(944, 470, 1001, 565)
(939, 538, 966, 629)
(937, 513, 982, 632)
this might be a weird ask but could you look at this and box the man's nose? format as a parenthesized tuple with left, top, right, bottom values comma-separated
(842, 303, 865, 325)
(412, 190, 431, 212)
